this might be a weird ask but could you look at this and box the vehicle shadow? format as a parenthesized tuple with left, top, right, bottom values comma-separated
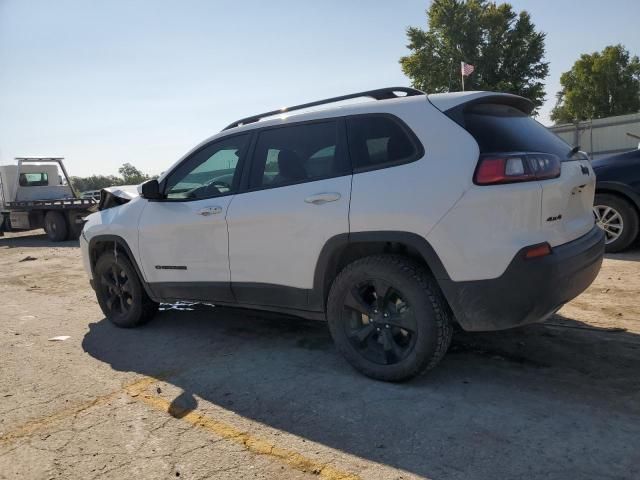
(605, 245, 640, 262)
(0, 232, 78, 248)
(82, 305, 640, 479)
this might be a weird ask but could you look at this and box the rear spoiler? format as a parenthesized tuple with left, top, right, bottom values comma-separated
(432, 93, 535, 127)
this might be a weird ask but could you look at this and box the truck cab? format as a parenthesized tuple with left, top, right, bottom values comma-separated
(0, 163, 73, 205)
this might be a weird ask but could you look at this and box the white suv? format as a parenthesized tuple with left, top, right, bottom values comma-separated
(80, 87, 604, 381)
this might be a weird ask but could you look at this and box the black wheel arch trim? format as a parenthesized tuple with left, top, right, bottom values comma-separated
(312, 231, 451, 311)
(88, 234, 159, 302)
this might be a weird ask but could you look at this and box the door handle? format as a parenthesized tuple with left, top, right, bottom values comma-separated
(304, 192, 341, 205)
(197, 206, 223, 216)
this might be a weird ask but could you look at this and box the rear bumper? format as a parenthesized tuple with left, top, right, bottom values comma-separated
(440, 225, 605, 331)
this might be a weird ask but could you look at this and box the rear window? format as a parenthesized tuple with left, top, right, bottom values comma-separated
(461, 104, 573, 159)
(19, 172, 48, 187)
(249, 120, 348, 189)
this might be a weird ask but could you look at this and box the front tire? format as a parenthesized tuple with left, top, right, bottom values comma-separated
(594, 193, 639, 253)
(94, 252, 158, 328)
(327, 255, 452, 382)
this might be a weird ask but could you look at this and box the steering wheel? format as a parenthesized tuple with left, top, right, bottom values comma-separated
(187, 180, 231, 199)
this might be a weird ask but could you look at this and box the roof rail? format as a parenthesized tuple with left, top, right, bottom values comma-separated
(222, 86, 425, 131)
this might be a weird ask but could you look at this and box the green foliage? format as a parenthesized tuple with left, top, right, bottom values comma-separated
(399, 0, 549, 110)
(118, 163, 150, 185)
(70, 163, 153, 193)
(70, 175, 124, 193)
(551, 45, 640, 124)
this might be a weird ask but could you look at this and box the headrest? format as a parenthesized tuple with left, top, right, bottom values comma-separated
(277, 149, 306, 180)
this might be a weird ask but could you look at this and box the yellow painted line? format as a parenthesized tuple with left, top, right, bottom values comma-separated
(0, 377, 155, 444)
(125, 381, 360, 480)
(2, 376, 360, 480)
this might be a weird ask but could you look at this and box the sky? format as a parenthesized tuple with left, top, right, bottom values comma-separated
(1, 0, 639, 177)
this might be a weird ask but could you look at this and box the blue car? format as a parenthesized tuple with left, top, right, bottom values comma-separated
(592, 149, 640, 252)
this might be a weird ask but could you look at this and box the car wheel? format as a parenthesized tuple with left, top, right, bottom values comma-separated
(594, 194, 639, 253)
(327, 255, 453, 382)
(94, 252, 159, 328)
(44, 211, 68, 242)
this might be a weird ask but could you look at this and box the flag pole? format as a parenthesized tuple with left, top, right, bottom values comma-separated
(461, 61, 465, 92)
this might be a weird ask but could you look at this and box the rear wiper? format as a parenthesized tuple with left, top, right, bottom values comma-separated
(568, 145, 580, 158)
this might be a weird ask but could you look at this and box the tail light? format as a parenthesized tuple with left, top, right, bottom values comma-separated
(474, 153, 561, 185)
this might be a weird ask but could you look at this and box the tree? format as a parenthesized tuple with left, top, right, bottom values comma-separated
(399, 0, 549, 110)
(70, 163, 153, 192)
(118, 163, 150, 185)
(551, 45, 640, 124)
(70, 175, 123, 192)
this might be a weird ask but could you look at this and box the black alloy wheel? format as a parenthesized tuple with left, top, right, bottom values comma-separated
(343, 279, 417, 366)
(101, 262, 134, 317)
(327, 255, 452, 382)
(94, 252, 158, 328)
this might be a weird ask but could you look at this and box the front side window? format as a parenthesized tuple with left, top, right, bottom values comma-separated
(347, 115, 421, 171)
(165, 134, 250, 200)
(249, 121, 346, 189)
(19, 172, 48, 187)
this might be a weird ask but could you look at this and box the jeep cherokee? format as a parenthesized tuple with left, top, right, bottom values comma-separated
(80, 87, 605, 381)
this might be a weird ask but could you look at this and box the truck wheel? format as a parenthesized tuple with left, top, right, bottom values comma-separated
(94, 252, 159, 328)
(0, 213, 9, 235)
(44, 211, 68, 242)
(326, 255, 453, 382)
(66, 212, 84, 240)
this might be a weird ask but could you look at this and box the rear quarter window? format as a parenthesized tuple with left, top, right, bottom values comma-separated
(347, 115, 423, 172)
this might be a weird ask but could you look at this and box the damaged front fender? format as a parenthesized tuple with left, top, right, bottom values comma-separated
(98, 185, 140, 211)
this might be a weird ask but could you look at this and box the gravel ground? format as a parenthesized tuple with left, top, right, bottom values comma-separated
(0, 230, 638, 480)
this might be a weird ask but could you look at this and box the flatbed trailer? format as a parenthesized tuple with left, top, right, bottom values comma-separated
(0, 158, 96, 241)
(6, 198, 96, 209)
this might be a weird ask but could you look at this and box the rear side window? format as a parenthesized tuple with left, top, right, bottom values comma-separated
(461, 104, 572, 158)
(347, 115, 422, 171)
(249, 120, 347, 189)
(19, 172, 48, 186)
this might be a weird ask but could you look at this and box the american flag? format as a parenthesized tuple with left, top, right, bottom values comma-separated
(461, 61, 475, 76)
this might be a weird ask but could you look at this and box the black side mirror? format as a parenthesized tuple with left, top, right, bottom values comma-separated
(140, 179, 163, 200)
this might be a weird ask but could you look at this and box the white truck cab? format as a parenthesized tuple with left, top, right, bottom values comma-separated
(0, 158, 95, 241)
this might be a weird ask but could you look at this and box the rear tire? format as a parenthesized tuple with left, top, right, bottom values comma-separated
(94, 252, 159, 328)
(44, 211, 68, 242)
(66, 212, 84, 240)
(594, 193, 639, 253)
(0, 213, 9, 235)
(326, 255, 453, 382)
